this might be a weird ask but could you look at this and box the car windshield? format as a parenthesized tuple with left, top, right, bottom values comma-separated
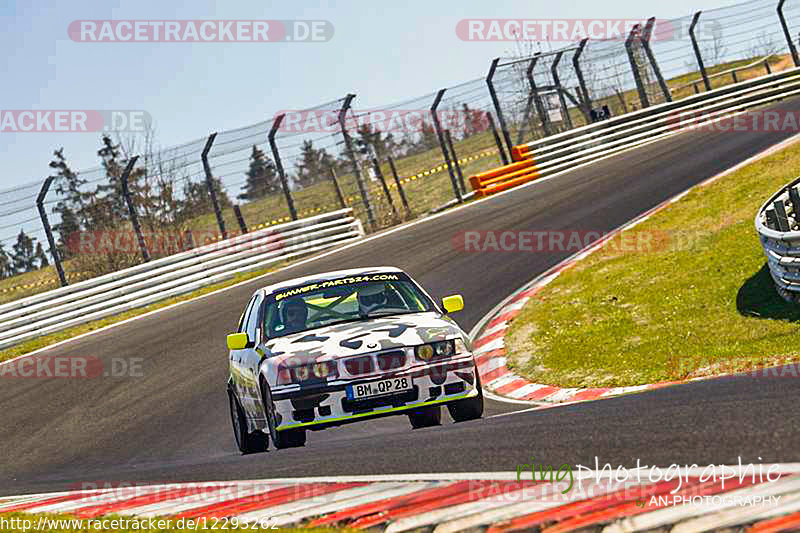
(262, 273, 435, 338)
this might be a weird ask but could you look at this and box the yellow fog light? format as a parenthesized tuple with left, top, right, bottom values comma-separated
(416, 344, 435, 361)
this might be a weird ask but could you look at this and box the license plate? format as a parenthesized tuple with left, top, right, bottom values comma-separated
(347, 377, 413, 400)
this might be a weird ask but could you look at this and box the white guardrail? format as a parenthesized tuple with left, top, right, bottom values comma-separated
(516, 67, 800, 177)
(0, 209, 364, 350)
(756, 176, 800, 302)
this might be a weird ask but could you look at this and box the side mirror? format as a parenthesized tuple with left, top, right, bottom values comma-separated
(227, 332, 250, 350)
(441, 294, 464, 314)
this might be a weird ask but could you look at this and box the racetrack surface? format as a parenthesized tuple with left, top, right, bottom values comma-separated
(3, 99, 800, 496)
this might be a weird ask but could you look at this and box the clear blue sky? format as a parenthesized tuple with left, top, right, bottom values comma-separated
(0, 0, 751, 191)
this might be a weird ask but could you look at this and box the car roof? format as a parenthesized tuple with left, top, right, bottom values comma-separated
(259, 266, 406, 296)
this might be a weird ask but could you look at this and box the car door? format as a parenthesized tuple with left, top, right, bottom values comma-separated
(230, 294, 257, 409)
(239, 292, 266, 424)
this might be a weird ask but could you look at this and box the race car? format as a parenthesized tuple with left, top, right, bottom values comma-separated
(226, 267, 483, 452)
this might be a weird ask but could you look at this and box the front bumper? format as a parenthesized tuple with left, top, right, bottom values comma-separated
(271, 354, 478, 431)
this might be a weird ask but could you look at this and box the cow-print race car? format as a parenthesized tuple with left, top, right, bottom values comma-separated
(226, 267, 483, 452)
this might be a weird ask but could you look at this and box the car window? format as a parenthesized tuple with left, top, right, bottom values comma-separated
(263, 274, 434, 338)
(245, 294, 263, 341)
(238, 295, 257, 334)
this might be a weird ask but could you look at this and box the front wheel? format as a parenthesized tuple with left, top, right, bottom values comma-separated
(447, 371, 484, 422)
(408, 405, 442, 428)
(229, 391, 268, 454)
(262, 381, 306, 449)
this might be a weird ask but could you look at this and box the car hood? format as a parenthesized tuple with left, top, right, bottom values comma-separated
(261, 312, 465, 367)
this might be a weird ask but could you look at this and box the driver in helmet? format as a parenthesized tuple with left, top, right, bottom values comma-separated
(280, 298, 308, 334)
(357, 283, 391, 316)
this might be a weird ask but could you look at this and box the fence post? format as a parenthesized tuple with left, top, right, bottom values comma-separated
(338, 94, 376, 230)
(267, 115, 298, 221)
(200, 133, 228, 239)
(689, 12, 711, 91)
(486, 112, 509, 163)
(371, 158, 398, 218)
(486, 58, 514, 158)
(430, 89, 464, 203)
(572, 39, 592, 114)
(625, 24, 650, 108)
(765, 57, 772, 74)
(641, 17, 672, 102)
(387, 156, 411, 216)
(36, 175, 67, 287)
(120, 156, 150, 262)
(233, 205, 248, 234)
(444, 129, 466, 193)
(550, 51, 573, 129)
(516, 58, 538, 145)
(527, 54, 552, 137)
(328, 167, 347, 209)
(778, 0, 800, 66)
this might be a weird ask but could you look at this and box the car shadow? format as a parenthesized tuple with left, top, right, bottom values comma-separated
(736, 263, 800, 322)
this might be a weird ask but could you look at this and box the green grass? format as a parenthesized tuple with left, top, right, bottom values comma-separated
(0, 261, 289, 363)
(504, 134, 800, 388)
(0, 513, 349, 532)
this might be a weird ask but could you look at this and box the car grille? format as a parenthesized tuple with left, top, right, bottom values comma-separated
(344, 356, 374, 375)
(377, 350, 406, 371)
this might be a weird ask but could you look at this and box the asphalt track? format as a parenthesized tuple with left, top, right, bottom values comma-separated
(3, 98, 800, 497)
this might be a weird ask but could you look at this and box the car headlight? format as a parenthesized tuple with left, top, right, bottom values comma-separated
(312, 361, 334, 379)
(454, 338, 468, 354)
(416, 344, 435, 361)
(433, 340, 454, 357)
(293, 365, 310, 381)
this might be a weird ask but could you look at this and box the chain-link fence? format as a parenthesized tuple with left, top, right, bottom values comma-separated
(2, 0, 799, 302)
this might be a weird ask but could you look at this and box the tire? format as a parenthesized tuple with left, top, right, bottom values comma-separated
(229, 391, 268, 454)
(447, 370, 484, 422)
(408, 405, 442, 429)
(262, 381, 306, 449)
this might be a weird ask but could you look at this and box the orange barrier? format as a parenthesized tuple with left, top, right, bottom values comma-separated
(469, 145, 538, 197)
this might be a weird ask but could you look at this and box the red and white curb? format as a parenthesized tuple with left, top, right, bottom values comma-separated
(470, 131, 800, 406)
(3, 467, 800, 531)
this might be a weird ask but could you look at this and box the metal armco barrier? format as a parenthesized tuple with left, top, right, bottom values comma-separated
(0, 210, 363, 350)
(756, 176, 800, 302)
(469, 68, 800, 196)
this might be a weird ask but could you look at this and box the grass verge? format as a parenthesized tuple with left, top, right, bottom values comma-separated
(0, 513, 349, 532)
(0, 261, 289, 363)
(504, 135, 800, 388)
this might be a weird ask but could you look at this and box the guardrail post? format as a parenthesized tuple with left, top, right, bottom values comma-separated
(36, 175, 67, 287)
(430, 89, 463, 203)
(778, 0, 800, 66)
(527, 54, 552, 137)
(550, 51, 574, 129)
(641, 18, 672, 102)
(200, 133, 228, 239)
(486, 112, 509, 164)
(120, 156, 150, 262)
(444, 129, 466, 193)
(572, 39, 592, 114)
(765, 57, 772, 74)
(233, 205, 248, 234)
(267, 115, 298, 222)
(328, 167, 347, 209)
(625, 24, 650, 108)
(371, 158, 398, 219)
(339, 94, 376, 230)
(387, 156, 412, 216)
(486, 58, 514, 158)
(689, 12, 711, 91)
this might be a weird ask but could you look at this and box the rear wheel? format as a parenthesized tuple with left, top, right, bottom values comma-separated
(262, 381, 306, 449)
(229, 391, 268, 454)
(408, 405, 442, 428)
(447, 371, 484, 422)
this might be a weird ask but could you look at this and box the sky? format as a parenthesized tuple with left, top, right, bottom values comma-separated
(0, 0, 759, 194)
